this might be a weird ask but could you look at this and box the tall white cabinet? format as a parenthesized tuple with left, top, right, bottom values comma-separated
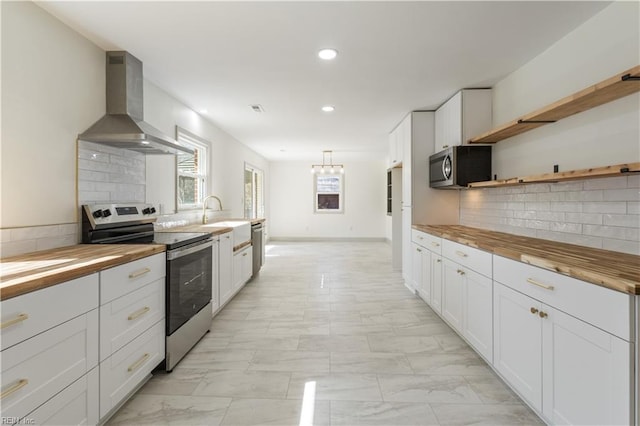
(389, 111, 459, 293)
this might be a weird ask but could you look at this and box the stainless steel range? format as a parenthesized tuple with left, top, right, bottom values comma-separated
(82, 203, 212, 371)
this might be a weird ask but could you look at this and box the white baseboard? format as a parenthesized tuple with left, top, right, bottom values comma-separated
(268, 237, 387, 242)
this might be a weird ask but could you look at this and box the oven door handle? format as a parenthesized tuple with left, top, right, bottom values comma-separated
(167, 239, 213, 260)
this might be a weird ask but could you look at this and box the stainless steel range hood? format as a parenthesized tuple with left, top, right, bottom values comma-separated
(79, 51, 193, 155)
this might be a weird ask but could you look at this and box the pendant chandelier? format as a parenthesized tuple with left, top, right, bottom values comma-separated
(310, 150, 344, 174)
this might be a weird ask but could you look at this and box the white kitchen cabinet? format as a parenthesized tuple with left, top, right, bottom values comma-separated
(0, 310, 98, 420)
(442, 256, 493, 361)
(26, 367, 99, 426)
(401, 207, 413, 289)
(218, 232, 233, 307)
(411, 243, 425, 299)
(434, 89, 492, 152)
(442, 258, 464, 334)
(462, 267, 493, 361)
(388, 127, 402, 168)
(99, 321, 164, 419)
(542, 306, 631, 425)
(494, 259, 634, 425)
(430, 254, 443, 314)
(211, 236, 220, 315)
(98, 254, 166, 421)
(232, 245, 253, 291)
(494, 282, 543, 411)
(401, 114, 412, 206)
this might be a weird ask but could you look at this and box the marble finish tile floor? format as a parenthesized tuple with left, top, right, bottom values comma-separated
(108, 241, 543, 426)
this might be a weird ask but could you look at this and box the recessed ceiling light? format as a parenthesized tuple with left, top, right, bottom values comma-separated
(322, 105, 335, 112)
(318, 48, 338, 60)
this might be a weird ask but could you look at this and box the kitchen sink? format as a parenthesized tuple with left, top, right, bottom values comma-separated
(205, 220, 251, 247)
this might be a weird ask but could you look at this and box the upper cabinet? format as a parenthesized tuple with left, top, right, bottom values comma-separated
(388, 119, 405, 168)
(434, 89, 492, 153)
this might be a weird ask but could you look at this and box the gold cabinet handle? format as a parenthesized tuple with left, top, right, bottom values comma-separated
(243, 252, 248, 257)
(457, 269, 465, 275)
(127, 306, 150, 321)
(527, 278, 555, 291)
(442, 145, 449, 148)
(455, 251, 468, 258)
(129, 268, 151, 279)
(418, 236, 424, 240)
(0, 379, 28, 399)
(0, 313, 29, 329)
(128, 353, 150, 372)
(416, 248, 422, 252)
(539, 311, 548, 319)
(431, 242, 440, 247)
(436, 259, 441, 263)
(530, 307, 539, 315)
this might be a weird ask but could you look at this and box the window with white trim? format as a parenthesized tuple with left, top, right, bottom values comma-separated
(244, 163, 264, 219)
(176, 127, 209, 209)
(314, 174, 344, 213)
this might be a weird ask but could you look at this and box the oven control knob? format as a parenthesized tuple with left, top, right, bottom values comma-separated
(142, 207, 151, 215)
(92, 210, 103, 218)
(149, 207, 157, 214)
(102, 209, 112, 217)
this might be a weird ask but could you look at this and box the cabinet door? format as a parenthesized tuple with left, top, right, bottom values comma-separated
(442, 259, 464, 333)
(430, 254, 443, 314)
(542, 306, 632, 425)
(411, 243, 423, 295)
(241, 246, 253, 285)
(401, 115, 412, 206)
(420, 249, 432, 305)
(435, 92, 462, 152)
(232, 251, 242, 291)
(219, 233, 233, 306)
(462, 268, 493, 361)
(388, 131, 398, 167)
(493, 283, 542, 411)
(401, 207, 413, 286)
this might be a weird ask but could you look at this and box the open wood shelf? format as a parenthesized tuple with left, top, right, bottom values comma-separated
(468, 65, 640, 144)
(468, 162, 640, 188)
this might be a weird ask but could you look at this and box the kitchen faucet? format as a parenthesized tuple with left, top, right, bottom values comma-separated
(202, 195, 223, 224)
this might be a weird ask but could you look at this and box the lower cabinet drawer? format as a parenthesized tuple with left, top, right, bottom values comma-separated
(412, 229, 442, 254)
(100, 279, 165, 361)
(1, 310, 98, 419)
(26, 368, 99, 426)
(442, 240, 492, 278)
(99, 320, 164, 419)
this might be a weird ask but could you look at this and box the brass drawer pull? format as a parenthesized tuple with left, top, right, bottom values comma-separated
(436, 259, 441, 263)
(431, 242, 440, 247)
(128, 353, 150, 372)
(457, 269, 465, 275)
(530, 307, 539, 315)
(129, 267, 151, 279)
(243, 252, 248, 257)
(418, 236, 424, 240)
(1, 379, 28, 399)
(539, 311, 548, 319)
(0, 313, 29, 329)
(127, 306, 151, 321)
(442, 145, 449, 148)
(455, 251, 468, 258)
(527, 278, 555, 291)
(416, 248, 422, 252)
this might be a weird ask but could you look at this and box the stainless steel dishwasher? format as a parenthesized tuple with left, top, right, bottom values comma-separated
(251, 222, 263, 276)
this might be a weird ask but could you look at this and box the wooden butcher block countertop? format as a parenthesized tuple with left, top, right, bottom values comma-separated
(0, 244, 165, 301)
(414, 224, 640, 295)
(159, 218, 265, 235)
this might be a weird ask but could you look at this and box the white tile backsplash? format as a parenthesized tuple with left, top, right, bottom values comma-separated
(78, 141, 146, 204)
(460, 176, 640, 255)
(0, 224, 78, 258)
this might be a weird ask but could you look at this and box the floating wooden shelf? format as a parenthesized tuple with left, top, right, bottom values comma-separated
(468, 65, 640, 144)
(468, 162, 640, 188)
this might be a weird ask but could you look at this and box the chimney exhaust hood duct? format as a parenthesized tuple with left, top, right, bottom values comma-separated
(79, 51, 193, 155)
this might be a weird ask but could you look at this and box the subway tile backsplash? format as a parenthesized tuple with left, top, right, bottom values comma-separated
(77, 141, 145, 204)
(0, 224, 78, 258)
(460, 176, 640, 255)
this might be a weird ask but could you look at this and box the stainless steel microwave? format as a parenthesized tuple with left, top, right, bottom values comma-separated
(429, 146, 492, 188)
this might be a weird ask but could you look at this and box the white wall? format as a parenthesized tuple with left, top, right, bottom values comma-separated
(0, 1, 270, 256)
(1, 1, 104, 227)
(491, 1, 640, 179)
(459, 2, 640, 255)
(270, 160, 386, 239)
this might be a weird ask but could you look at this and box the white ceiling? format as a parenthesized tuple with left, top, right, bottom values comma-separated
(38, 1, 609, 162)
